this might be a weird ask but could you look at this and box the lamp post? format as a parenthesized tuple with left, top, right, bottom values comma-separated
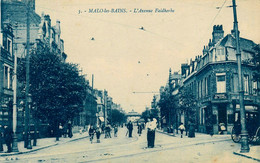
(12, 22, 19, 152)
(27, 94, 32, 149)
(24, 0, 31, 149)
(232, 0, 249, 153)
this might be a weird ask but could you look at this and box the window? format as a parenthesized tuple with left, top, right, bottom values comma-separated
(3, 66, 12, 89)
(216, 48, 225, 61)
(252, 81, 257, 95)
(207, 75, 211, 95)
(7, 38, 12, 54)
(4, 66, 8, 88)
(233, 74, 239, 93)
(244, 75, 249, 94)
(216, 73, 226, 93)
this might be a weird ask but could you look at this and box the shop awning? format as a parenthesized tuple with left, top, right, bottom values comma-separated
(99, 117, 104, 122)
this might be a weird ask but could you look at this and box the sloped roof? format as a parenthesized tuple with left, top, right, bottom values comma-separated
(217, 34, 256, 53)
(1, 1, 41, 25)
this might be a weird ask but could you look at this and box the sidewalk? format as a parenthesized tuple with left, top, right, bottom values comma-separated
(157, 129, 260, 162)
(233, 145, 260, 162)
(0, 132, 88, 157)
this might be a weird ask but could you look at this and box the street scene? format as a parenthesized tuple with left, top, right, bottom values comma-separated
(0, 127, 256, 162)
(0, 0, 260, 162)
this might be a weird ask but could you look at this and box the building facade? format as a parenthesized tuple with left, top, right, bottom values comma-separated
(181, 25, 260, 134)
(0, 22, 14, 128)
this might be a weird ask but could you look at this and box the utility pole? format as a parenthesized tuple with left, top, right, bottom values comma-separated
(24, 0, 32, 149)
(232, 0, 249, 153)
(104, 90, 107, 126)
(12, 22, 19, 152)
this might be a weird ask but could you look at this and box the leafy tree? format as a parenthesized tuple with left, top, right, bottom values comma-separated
(110, 109, 126, 125)
(178, 87, 197, 123)
(17, 46, 87, 132)
(158, 87, 178, 127)
(252, 44, 260, 93)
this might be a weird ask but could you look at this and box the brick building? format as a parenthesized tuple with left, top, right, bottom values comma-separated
(181, 25, 260, 134)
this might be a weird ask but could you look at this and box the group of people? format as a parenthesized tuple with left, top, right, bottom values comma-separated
(88, 124, 119, 143)
(125, 118, 157, 148)
(58, 122, 73, 138)
(178, 121, 196, 138)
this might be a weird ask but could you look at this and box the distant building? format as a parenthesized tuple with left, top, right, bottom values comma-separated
(126, 110, 141, 123)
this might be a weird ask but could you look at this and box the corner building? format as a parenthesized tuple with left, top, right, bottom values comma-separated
(182, 25, 260, 134)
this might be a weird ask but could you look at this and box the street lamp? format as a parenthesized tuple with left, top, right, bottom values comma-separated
(12, 22, 19, 152)
(27, 94, 32, 149)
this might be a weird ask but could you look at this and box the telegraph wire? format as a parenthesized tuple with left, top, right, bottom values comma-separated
(196, 0, 228, 50)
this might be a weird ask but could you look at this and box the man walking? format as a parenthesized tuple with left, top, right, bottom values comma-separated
(127, 121, 133, 138)
(4, 125, 13, 153)
(137, 123, 142, 136)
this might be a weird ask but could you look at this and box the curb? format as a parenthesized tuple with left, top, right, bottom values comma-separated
(156, 130, 179, 137)
(233, 151, 260, 162)
(0, 135, 88, 157)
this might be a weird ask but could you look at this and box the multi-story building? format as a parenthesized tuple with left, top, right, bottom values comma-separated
(1, 0, 67, 138)
(0, 22, 14, 128)
(181, 25, 259, 134)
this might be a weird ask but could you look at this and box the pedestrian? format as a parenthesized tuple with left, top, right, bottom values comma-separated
(219, 123, 226, 135)
(96, 126, 101, 143)
(105, 125, 111, 138)
(127, 121, 133, 138)
(68, 121, 73, 138)
(114, 125, 118, 137)
(89, 125, 95, 143)
(188, 121, 195, 138)
(4, 125, 13, 153)
(108, 124, 112, 138)
(178, 123, 185, 138)
(59, 123, 63, 138)
(137, 123, 142, 136)
(146, 118, 157, 148)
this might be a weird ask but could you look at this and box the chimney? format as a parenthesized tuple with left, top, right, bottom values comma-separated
(181, 63, 189, 77)
(44, 15, 51, 42)
(212, 25, 224, 44)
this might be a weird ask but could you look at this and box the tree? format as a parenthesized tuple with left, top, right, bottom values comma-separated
(178, 87, 197, 124)
(110, 109, 126, 125)
(252, 44, 260, 93)
(158, 87, 178, 128)
(17, 46, 87, 133)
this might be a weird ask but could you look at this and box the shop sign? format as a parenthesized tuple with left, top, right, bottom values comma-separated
(213, 93, 227, 100)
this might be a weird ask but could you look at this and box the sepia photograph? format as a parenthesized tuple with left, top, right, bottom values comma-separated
(0, 0, 260, 162)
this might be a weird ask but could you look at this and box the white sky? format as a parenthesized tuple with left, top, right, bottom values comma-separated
(36, 0, 260, 113)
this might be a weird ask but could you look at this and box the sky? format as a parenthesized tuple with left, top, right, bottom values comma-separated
(35, 0, 260, 113)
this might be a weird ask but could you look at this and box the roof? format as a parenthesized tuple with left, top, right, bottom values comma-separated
(1, 1, 41, 26)
(216, 34, 256, 53)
